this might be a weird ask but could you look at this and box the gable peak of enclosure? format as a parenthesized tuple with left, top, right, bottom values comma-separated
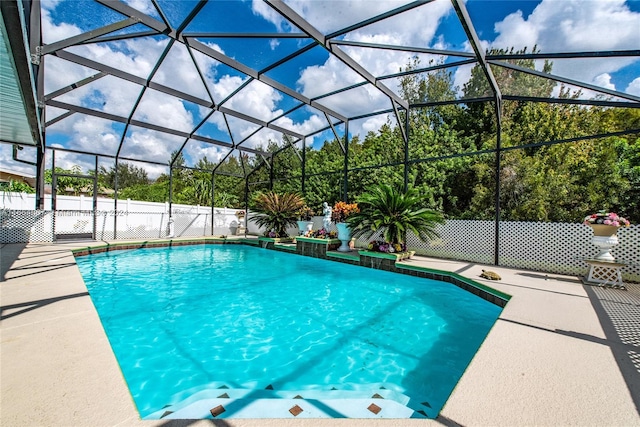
(1, 0, 639, 209)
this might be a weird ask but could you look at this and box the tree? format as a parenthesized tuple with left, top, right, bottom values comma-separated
(119, 181, 168, 202)
(99, 162, 149, 190)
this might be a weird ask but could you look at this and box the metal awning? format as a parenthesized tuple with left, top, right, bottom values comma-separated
(0, 0, 42, 148)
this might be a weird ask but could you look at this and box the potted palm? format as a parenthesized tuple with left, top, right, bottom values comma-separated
(250, 191, 305, 240)
(346, 184, 444, 259)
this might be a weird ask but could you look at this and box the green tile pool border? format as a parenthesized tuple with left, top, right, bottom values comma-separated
(396, 263, 511, 307)
(71, 238, 250, 257)
(358, 250, 416, 261)
(71, 238, 510, 307)
(295, 237, 340, 245)
(326, 250, 361, 262)
(257, 237, 294, 244)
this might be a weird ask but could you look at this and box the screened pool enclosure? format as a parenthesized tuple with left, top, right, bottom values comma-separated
(1, 0, 639, 275)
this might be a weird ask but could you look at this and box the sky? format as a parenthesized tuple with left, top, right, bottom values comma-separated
(4, 0, 640, 179)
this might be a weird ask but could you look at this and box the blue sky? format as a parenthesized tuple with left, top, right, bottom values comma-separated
(6, 0, 640, 177)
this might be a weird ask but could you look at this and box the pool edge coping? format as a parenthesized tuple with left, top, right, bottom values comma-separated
(71, 238, 510, 308)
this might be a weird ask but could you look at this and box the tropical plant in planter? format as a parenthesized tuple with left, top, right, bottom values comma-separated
(331, 201, 360, 223)
(250, 191, 305, 238)
(331, 201, 359, 251)
(296, 205, 315, 235)
(346, 184, 444, 254)
(298, 205, 315, 221)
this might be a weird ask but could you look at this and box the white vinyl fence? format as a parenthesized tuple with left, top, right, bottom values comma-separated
(2, 192, 639, 281)
(1, 192, 244, 241)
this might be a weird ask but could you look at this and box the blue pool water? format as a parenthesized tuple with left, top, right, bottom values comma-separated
(76, 244, 501, 418)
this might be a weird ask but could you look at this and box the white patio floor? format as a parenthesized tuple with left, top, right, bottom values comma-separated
(1, 239, 638, 426)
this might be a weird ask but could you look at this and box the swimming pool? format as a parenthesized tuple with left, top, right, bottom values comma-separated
(76, 244, 502, 419)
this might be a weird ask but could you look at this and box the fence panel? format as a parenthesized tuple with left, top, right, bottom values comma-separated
(407, 220, 495, 265)
(0, 210, 54, 242)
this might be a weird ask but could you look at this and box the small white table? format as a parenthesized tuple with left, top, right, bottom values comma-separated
(583, 259, 626, 289)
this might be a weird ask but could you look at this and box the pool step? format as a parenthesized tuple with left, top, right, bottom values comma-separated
(147, 388, 425, 419)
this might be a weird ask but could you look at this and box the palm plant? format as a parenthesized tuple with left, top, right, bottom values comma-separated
(250, 191, 305, 237)
(346, 184, 444, 246)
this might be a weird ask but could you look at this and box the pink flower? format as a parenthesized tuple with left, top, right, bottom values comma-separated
(584, 211, 631, 227)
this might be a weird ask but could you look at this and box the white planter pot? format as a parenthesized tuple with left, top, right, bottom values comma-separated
(589, 224, 620, 261)
(591, 235, 619, 261)
(336, 222, 351, 252)
(297, 221, 313, 235)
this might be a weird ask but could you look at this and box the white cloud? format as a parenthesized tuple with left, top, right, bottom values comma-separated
(361, 115, 392, 135)
(45, 145, 97, 174)
(297, 56, 364, 98)
(251, 0, 290, 32)
(241, 128, 285, 149)
(272, 113, 326, 138)
(46, 115, 120, 150)
(0, 145, 37, 176)
(281, 0, 431, 35)
(41, 4, 81, 44)
(452, 63, 475, 98)
(66, 37, 164, 79)
(183, 143, 232, 166)
(119, 129, 182, 164)
(593, 73, 616, 91)
(492, 10, 539, 51)
(286, 0, 453, 139)
(224, 80, 283, 123)
(490, 0, 640, 88)
(132, 90, 195, 133)
(626, 77, 640, 96)
(123, 0, 156, 16)
(152, 43, 210, 100)
(69, 116, 122, 154)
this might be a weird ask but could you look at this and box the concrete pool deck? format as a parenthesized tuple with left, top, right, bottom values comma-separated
(1, 238, 638, 426)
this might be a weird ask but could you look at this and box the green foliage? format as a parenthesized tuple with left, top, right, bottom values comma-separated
(45, 166, 93, 196)
(119, 181, 168, 202)
(98, 162, 148, 190)
(214, 191, 239, 208)
(0, 179, 35, 193)
(249, 191, 305, 237)
(347, 184, 444, 245)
